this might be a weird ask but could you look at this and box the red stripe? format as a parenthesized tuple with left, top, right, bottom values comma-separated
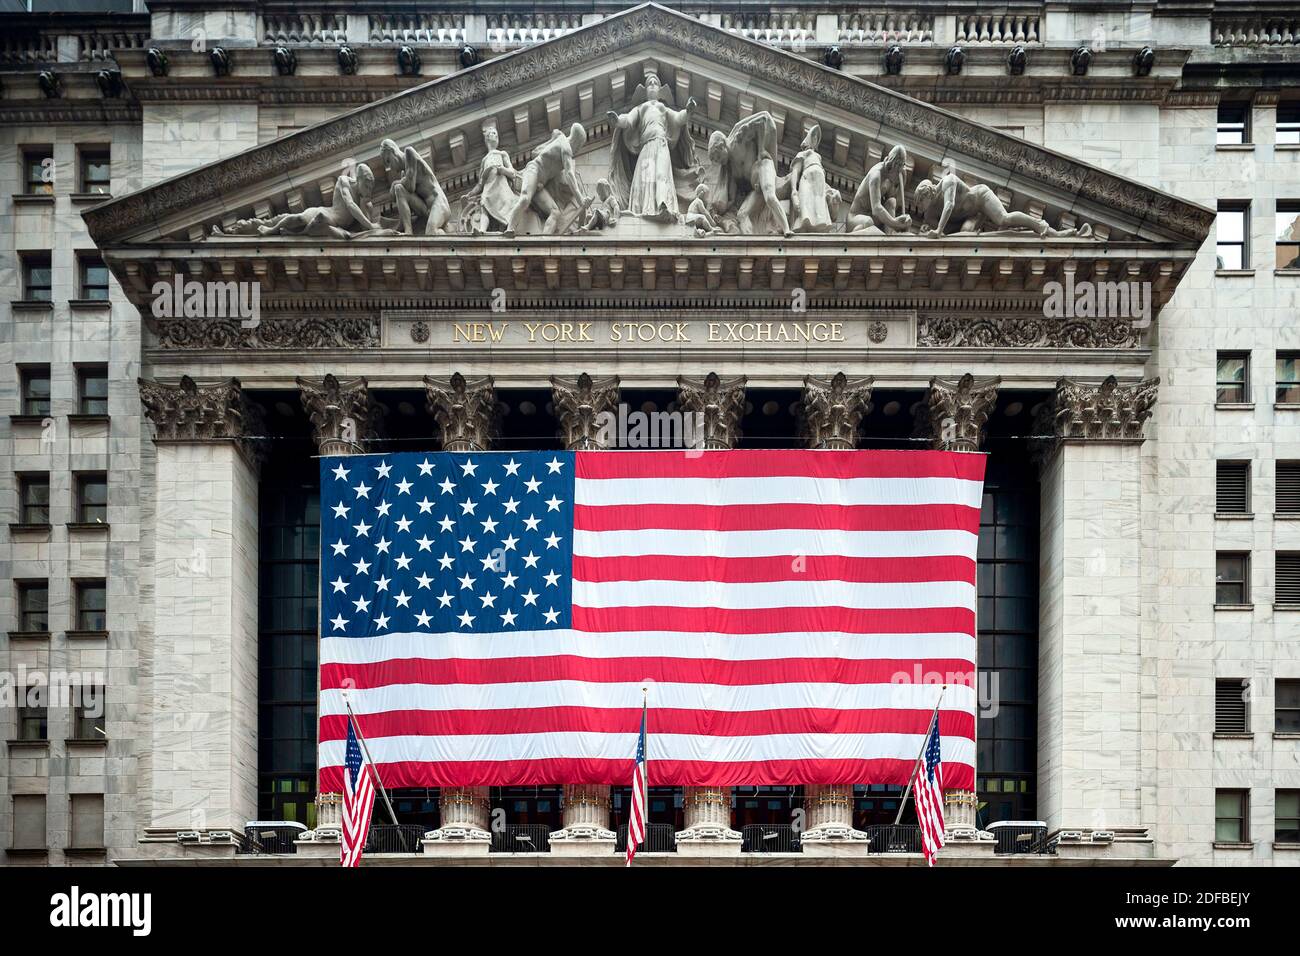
(321, 657, 976, 689)
(572, 605, 975, 635)
(572, 553, 976, 584)
(572, 502, 981, 534)
(319, 757, 975, 791)
(319, 707, 977, 741)
(575, 449, 987, 481)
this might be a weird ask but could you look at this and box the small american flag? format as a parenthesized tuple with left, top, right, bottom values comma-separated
(913, 711, 946, 867)
(341, 714, 376, 868)
(626, 703, 647, 866)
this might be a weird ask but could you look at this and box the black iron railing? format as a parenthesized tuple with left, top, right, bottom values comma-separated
(242, 825, 302, 854)
(741, 824, 802, 853)
(365, 824, 424, 854)
(614, 823, 677, 853)
(865, 824, 923, 854)
(490, 824, 551, 853)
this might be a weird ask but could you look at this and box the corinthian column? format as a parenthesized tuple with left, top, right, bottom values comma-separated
(928, 373, 999, 839)
(420, 373, 499, 854)
(295, 375, 381, 847)
(673, 373, 746, 854)
(798, 373, 873, 853)
(547, 373, 620, 855)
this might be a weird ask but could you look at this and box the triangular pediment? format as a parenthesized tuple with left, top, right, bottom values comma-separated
(85, 3, 1211, 253)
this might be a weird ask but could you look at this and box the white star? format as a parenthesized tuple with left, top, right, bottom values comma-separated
(417, 496, 435, 515)
(543, 607, 561, 624)
(438, 515, 456, 533)
(521, 589, 540, 606)
(459, 535, 477, 553)
(417, 458, 435, 476)
(457, 610, 475, 628)
(416, 535, 434, 552)
(394, 590, 411, 608)
(503, 497, 520, 515)
(374, 575, 390, 592)
(415, 610, 432, 627)
(353, 558, 371, 576)
(375, 537, 391, 554)
(332, 463, 350, 481)
(522, 551, 540, 569)
(395, 553, 413, 571)
(500, 572, 518, 589)
(437, 552, 455, 571)
(376, 500, 392, 517)
(353, 482, 371, 499)
(481, 478, 499, 496)
(458, 573, 476, 591)
(438, 477, 456, 495)
(415, 572, 433, 590)
(479, 591, 498, 609)
(395, 478, 413, 495)
(523, 515, 541, 532)
(331, 502, 350, 519)
(545, 495, 563, 513)
(501, 534, 519, 551)
(331, 539, 349, 556)
(395, 516, 413, 533)
(374, 613, 391, 630)
(503, 458, 522, 476)
(481, 516, 499, 534)
(479, 553, 502, 572)
(547, 457, 564, 474)
(460, 459, 479, 477)
(436, 590, 453, 608)
(330, 614, 348, 631)
(500, 609, 518, 627)
(352, 596, 371, 613)
(543, 570, 561, 587)
(353, 519, 372, 537)
(524, 476, 542, 494)
(375, 461, 392, 479)
(544, 532, 562, 549)
(331, 576, 349, 594)
(460, 499, 478, 516)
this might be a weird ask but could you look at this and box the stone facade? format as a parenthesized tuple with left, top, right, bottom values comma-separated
(1, 1, 1298, 867)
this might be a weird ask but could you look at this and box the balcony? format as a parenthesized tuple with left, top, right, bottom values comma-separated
(490, 823, 551, 853)
(614, 822, 677, 854)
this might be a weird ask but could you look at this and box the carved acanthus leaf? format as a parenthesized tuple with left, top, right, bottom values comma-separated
(1054, 375, 1159, 441)
(676, 372, 747, 450)
(801, 372, 874, 449)
(297, 374, 382, 454)
(928, 373, 1001, 451)
(424, 372, 499, 451)
(137, 374, 266, 463)
(551, 373, 620, 450)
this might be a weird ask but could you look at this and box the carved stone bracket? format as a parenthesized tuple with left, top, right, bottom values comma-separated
(424, 372, 499, 452)
(551, 373, 621, 450)
(1053, 375, 1160, 442)
(928, 373, 1001, 452)
(297, 374, 382, 456)
(138, 374, 266, 464)
(676, 372, 747, 450)
(801, 372, 874, 449)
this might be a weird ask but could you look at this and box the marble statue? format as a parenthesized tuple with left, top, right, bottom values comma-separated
(788, 124, 842, 233)
(581, 178, 621, 231)
(683, 184, 719, 236)
(606, 72, 699, 222)
(504, 123, 591, 237)
(847, 144, 911, 234)
(914, 170, 1094, 238)
(705, 111, 791, 236)
(211, 163, 398, 239)
(461, 124, 522, 235)
(379, 139, 450, 235)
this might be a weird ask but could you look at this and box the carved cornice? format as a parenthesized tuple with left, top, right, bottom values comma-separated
(137, 374, 266, 463)
(919, 315, 1141, 349)
(676, 372, 747, 450)
(424, 372, 498, 451)
(153, 315, 379, 350)
(81, 3, 1214, 247)
(801, 372, 874, 450)
(928, 373, 1000, 452)
(297, 374, 382, 455)
(1053, 375, 1160, 442)
(551, 373, 620, 450)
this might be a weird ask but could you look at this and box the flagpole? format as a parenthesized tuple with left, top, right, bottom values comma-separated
(893, 685, 946, 826)
(345, 698, 406, 848)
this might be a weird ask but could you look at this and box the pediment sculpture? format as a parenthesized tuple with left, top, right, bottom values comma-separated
(606, 71, 699, 223)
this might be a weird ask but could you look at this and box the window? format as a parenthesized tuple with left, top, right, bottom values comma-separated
(19, 365, 51, 416)
(18, 474, 50, 525)
(1216, 552, 1250, 605)
(1278, 553, 1300, 605)
(1280, 104, 1300, 146)
(1279, 462, 1300, 515)
(1278, 680, 1300, 733)
(22, 146, 53, 195)
(11, 795, 47, 850)
(74, 580, 106, 632)
(77, 365, 108, 416)
(18, 686, 47, 741)
(17, 581, 48, 633)
(20, 252, 52, 302)
(74, 473, 107, 524)
(1217, 102, 1249, 145)
(77, 255, 109, 300)
(1278, 791, 1300, 844)
(69, 794, 105, 849)
(1278, 203, 1300, 269)
(1279, 352, 1300, 403)
(72, 686, 106, 740)
(1215, 678, 1250, 733)
(1217, 204, 1249, 269)
(1216, 460, 1250, 514)
(78, 147, 110, 195)
(1215, 789, 1249, 843)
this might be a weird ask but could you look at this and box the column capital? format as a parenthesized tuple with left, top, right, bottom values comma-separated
(551, 373, 620, 450)
(423, 373, 499, 452)
(801, 372, 874, 449)
(1053, 375, 1160, 443)
(138, 375, 266, 463)
(676, 372, 747, 450)
(296, 374, 382, 456)
(928, 373, 1001, 452)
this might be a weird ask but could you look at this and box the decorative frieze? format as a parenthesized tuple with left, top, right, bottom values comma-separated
(551, 373, 621, 450)
(801, 372, 874, 449)
(927, 373, 1000, 452)
(676, 372, 747, 450)
(153, 316, 379, 350)
(424, 372, 498, 452)
(919, 314, 1140, 349)
(297, 374, 381, 456)
(138, 375, 266, 461)
(1052, 375, 1160, 442)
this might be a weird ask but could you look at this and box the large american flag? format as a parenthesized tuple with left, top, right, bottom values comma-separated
(913, 710, 946, 866)
(340, 714, 376, 867)
(317, 449, 982, 792)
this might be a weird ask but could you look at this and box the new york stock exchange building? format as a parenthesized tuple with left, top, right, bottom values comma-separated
(2, 0, 1300, 870)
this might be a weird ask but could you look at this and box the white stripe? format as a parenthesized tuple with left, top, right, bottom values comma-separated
(575, 476, 983, 509)
(318, 732, 976, 769)
(322, 681, 978, 716)
(321, 629, 975, 665)
(571, 578, 976, 610)
(574, 527, 977, 558)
